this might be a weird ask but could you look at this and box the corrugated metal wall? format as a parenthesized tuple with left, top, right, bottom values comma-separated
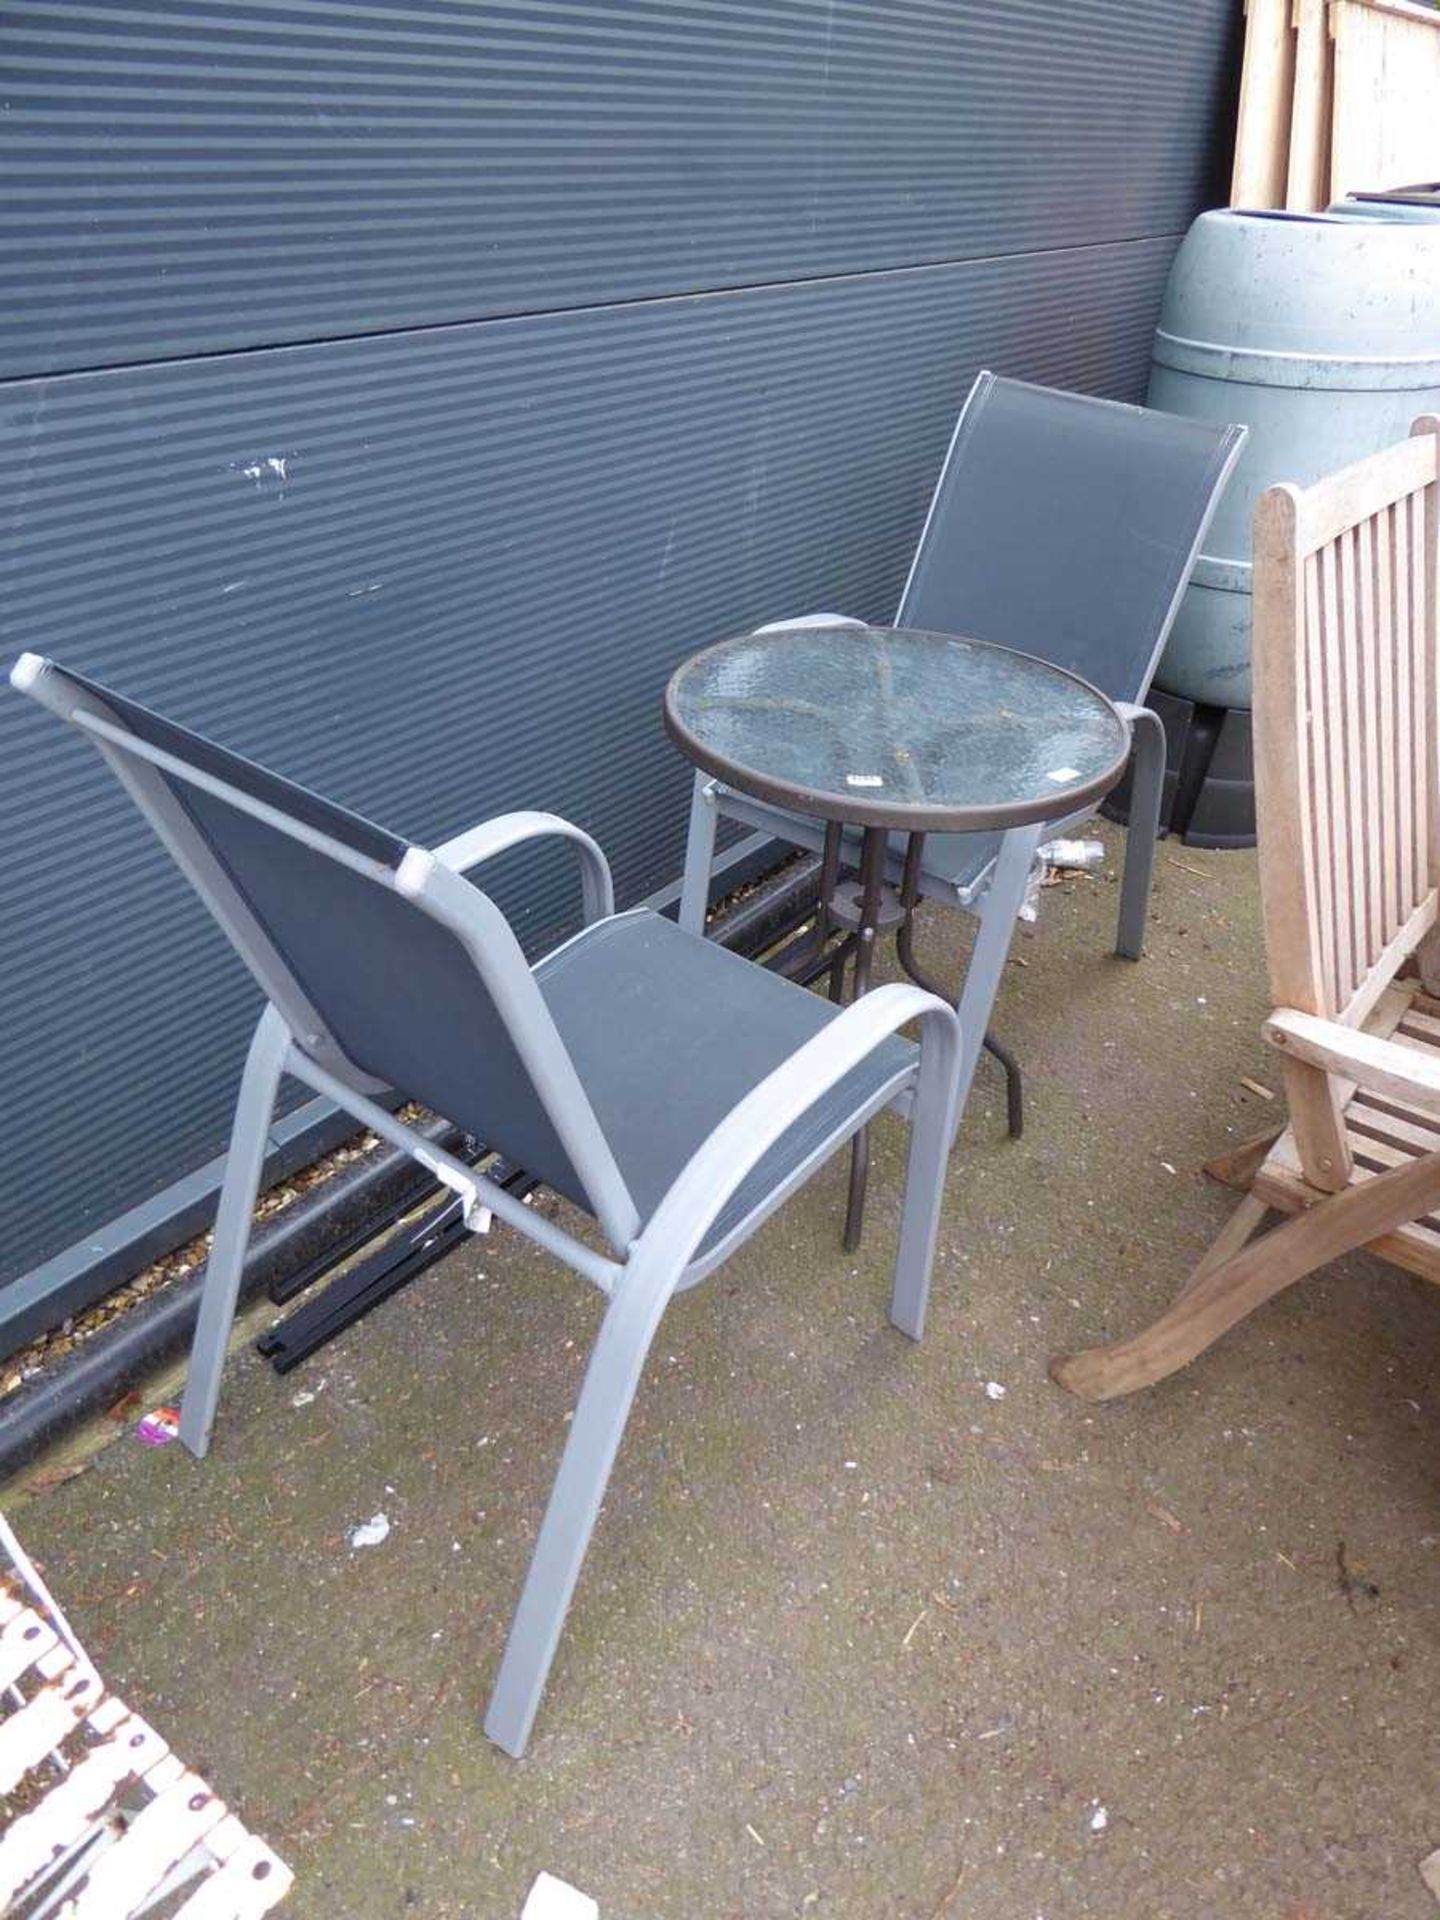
(0, 0, 1238, 1337)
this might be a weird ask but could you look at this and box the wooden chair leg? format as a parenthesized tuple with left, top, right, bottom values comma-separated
(1051, 1148, 1440, 1402)
(1177, 1190, 1270, 1296)
(1202, 1128, 1284, 1191)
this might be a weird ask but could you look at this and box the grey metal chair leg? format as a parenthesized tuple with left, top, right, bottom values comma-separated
(889, 1007, 962, 1339)
(950, 823, 1044, 1141)
(1115, 704, 1166, 961)
(678, 772, 718, 936)
(483, 1259, 678, 1758)
(177, 1008, 289, 1460)
(482, 983, 956, 1756)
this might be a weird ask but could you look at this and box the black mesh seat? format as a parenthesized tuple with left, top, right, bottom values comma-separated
(537, 910, 914, 1255)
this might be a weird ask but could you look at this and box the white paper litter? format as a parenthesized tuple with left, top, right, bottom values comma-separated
(1090, 1804, 1109, 1833)
(521, 1871, 599, 1919)
(349, 1513, 391, 1550)
(985, 1381, 1007, 1401)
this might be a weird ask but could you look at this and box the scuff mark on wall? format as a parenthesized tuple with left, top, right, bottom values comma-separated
(233, 453, 295, 497)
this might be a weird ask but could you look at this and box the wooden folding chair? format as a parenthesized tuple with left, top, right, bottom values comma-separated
(1054, 416, 1440, 1400)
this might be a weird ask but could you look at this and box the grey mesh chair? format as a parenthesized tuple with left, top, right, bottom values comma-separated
(11, 652, 960, 1759)
(680, 374, 1245, 1124)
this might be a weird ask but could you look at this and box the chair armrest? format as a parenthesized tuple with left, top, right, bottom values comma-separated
(1264, 1007, 1440, 1116)
(753, 612, 867, 634)
(429, 811, 614, 924)
(639, 983, 959, 1260)
(1112, 701, 1151, 728)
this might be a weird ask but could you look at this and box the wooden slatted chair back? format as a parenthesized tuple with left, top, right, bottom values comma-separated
(1253, 415, 1440, 1190)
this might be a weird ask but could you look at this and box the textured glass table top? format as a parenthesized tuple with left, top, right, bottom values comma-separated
(664, 622, 1130, 831)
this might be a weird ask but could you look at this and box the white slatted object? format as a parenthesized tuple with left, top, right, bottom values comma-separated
(0, 1516, 291, 1920)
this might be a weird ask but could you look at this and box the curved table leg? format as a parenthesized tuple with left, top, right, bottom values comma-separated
(980, 1031, 1024, 1139)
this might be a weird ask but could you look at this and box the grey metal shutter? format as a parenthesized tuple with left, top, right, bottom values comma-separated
(0, 0, 1239, 1336)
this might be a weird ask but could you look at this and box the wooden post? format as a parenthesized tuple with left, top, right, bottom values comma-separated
(1232, 0, 1297, 208)
(1253, 485, 1354, 1188)
(1412, 418, 1440, 990)
(1286, 0, 1333, 210)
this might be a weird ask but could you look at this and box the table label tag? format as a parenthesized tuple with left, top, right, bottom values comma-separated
(1045, 766, 1081, 783)
(845, 773, 884, 788)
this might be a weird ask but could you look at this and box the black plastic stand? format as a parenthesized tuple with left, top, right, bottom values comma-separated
(1103, 688, 1256, 849)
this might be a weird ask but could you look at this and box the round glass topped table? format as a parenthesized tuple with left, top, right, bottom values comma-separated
(664, 622, 1131, 1242)
(664, 622, 1129, 834)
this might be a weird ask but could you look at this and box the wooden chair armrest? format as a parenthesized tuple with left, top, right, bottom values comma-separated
(1264, 1007, 1440, 1116)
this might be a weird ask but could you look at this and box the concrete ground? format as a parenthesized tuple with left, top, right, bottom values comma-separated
(20, 826, 1440, 1920)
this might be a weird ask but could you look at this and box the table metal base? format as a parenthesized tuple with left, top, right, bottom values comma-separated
(765, 821, 1025, 1249)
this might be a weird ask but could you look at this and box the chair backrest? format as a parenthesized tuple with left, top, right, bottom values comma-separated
(897, 372, 1246, 704)
(1253, 418, 1440, 1182)
(1255, 417, 1440, 1024)
(10, 655, 637, 1249)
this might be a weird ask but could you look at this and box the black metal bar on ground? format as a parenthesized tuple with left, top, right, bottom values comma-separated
(256, 1161, 539, 1373)
(0, 1116, 464, 1483)
(256, 1197, 468, 1372)
(266, 1131, 472, 1307)
(266, 1209, 392, 1305)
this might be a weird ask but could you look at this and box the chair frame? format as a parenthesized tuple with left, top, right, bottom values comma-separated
(677, 373, 1245, 1137)
(1053, 417, 1440, 1400)
(12, 651, 961, 1758)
